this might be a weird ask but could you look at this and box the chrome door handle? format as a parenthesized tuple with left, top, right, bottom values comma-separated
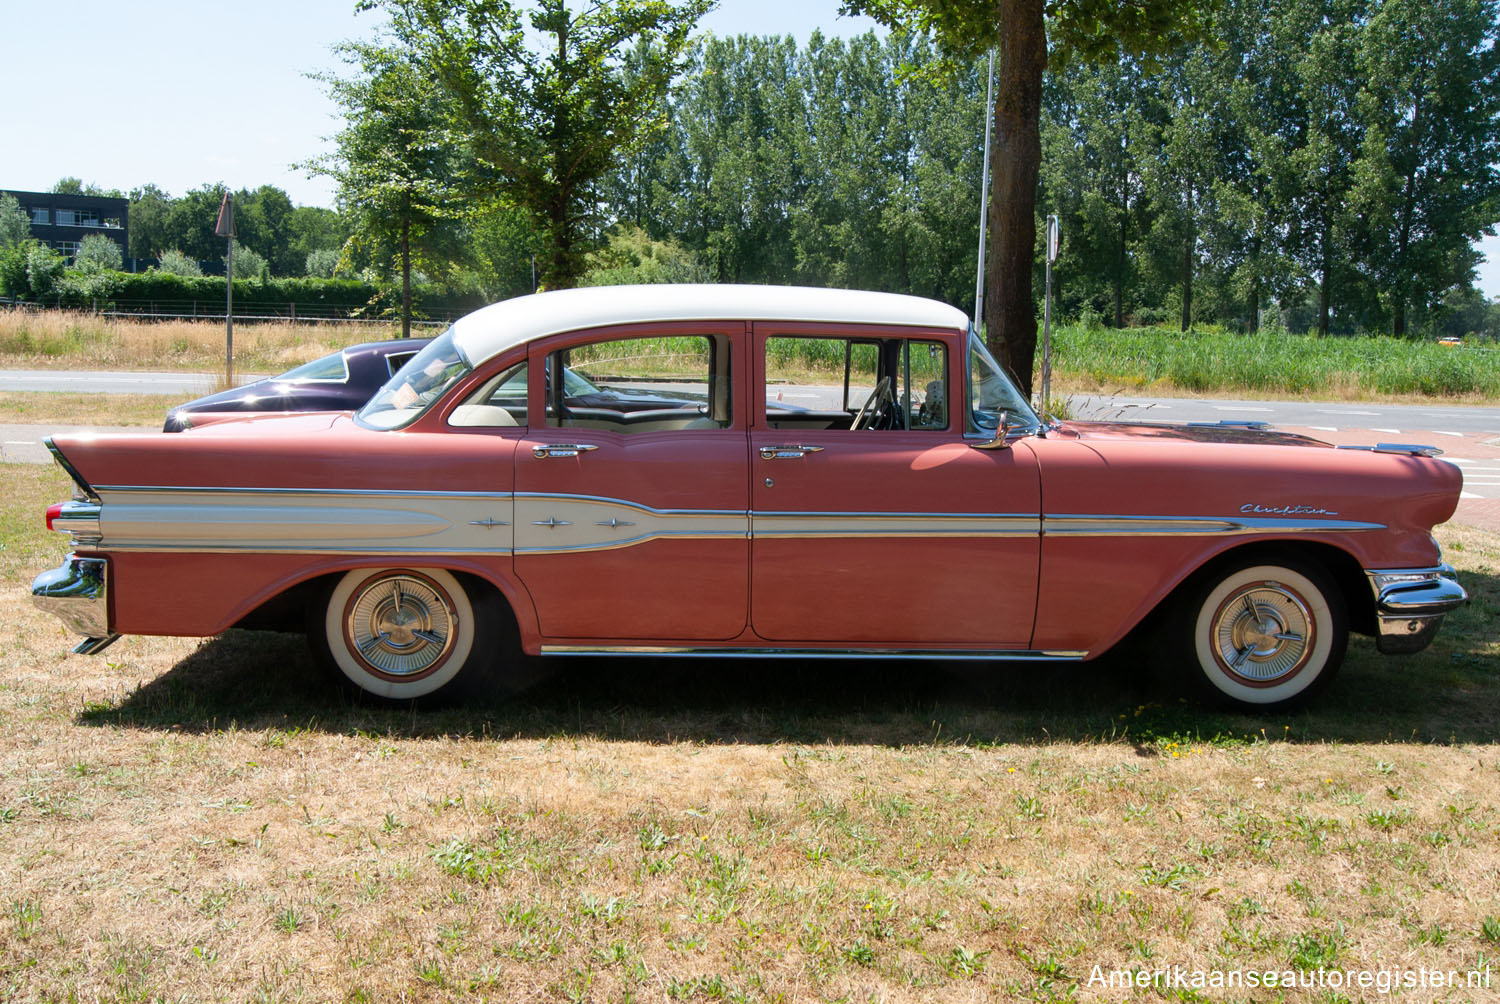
(759, 444, 825, 460)
(533, 443, 599, 459)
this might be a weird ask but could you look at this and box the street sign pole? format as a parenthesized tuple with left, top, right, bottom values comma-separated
(215, 193, 236, 385)
(1042, 214, 1060, 417)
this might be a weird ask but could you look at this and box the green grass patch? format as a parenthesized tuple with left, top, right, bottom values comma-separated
(1052, 324, 1500, 401)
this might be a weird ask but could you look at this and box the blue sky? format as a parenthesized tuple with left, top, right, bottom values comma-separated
(5, 1, 1497, 296)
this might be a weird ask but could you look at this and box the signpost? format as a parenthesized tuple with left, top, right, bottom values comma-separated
(214, 193, 235, 385)
(1041, 213, 1061, 417)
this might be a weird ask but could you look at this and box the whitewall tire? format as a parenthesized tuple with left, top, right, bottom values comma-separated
(322, 567, 477, 701)
(1183, 561, 1347, 708)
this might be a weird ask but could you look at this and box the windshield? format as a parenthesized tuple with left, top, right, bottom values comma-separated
(357, 328, 471, 430)
(967, 332, 1039, 435)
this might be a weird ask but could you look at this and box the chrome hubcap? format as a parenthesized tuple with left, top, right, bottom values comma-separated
(345, 573, 456, 679)
(1210, 582, 1312, 685)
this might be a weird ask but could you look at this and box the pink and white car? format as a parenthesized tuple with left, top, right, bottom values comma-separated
(32, 285, 1467, 709)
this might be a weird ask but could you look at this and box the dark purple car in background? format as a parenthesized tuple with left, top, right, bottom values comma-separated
(163, 338, 432, 432)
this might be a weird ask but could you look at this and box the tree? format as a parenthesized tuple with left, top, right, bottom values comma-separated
(1349, 0, 1500, 336)
(369, 0, 714, 289)
(0, 194, 30, 247)
(128, 184, 175, 261)
(850, 0, 1210, 396)
(308, 39, 469, 335)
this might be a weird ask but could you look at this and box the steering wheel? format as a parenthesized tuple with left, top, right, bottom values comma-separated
(851, 376, 894, 430)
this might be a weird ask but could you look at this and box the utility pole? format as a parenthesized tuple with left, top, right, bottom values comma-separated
(1042, 214, 1060, 417)
(973, 50, 996, 329)
(214, 192, 236, 385)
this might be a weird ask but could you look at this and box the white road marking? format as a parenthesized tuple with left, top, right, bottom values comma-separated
(4, 440, 34, 445)
(1431, 430, 1465, 437)
(1307, 425, 1339, 431)
(1216, 406, 1272, 412)
(1370, 427, 1402, 434)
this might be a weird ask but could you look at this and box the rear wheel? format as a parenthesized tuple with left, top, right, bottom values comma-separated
(312, 567, 506, 702)
(1178, 560, 1347, 709)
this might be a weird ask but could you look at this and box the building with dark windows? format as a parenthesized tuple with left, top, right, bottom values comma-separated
(3, 189, 129, 264)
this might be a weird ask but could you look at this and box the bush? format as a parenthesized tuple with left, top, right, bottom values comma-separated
(155, 249, 202, 277)
(25, 244, 66, 298)
(225, 244, 268, 280)
(74, 234, 123, 273)
(305, 248, 341, 278)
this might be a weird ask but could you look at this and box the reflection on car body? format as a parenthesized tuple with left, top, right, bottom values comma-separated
(33, 285, 1466, 710)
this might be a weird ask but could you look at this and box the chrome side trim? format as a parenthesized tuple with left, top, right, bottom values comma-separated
(31, 554, 110, 638)
(753, 511, 1040, 538)
(539, 646, 1088, 660)
(1044, 514, 1386, 536)
(94, 485, 514, 499)
(514, 494, 747, 555)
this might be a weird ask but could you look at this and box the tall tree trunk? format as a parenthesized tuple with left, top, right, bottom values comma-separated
(400, 212, 412, 340)
(982, 0, 1046, 398)
(1180, 183, 1194, 333)
(1114, 179, 1126, 328)
(1317, 206, 1332, 337)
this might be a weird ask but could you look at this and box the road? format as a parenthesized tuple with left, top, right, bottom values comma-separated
(0, 369, 269, 396)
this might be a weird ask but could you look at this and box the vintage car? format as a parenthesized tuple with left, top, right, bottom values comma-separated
(33, 285, 1467, 709)
(163, 337, 432, 431)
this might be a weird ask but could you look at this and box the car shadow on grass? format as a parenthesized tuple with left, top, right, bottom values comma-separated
(74, 558, 1499, 748)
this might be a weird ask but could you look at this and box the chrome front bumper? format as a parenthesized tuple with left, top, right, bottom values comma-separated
(1367, 564, 1468, 655)
(31, 554, 119, 655)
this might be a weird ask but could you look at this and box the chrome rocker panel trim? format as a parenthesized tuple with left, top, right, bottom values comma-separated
(1366, 564, 1468, 655)
(540, 646, 1088, 660)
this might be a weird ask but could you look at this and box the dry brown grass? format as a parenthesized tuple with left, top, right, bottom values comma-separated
(2, 464, 1498, 1002)
(0, 309, 413, 373)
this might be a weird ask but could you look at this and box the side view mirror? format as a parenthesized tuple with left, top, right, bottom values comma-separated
(971, 410, 1011, 451)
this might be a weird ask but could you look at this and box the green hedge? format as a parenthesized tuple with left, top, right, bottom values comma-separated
(37, 270, 487, 319)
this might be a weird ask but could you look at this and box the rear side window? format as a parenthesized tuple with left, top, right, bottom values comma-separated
(545, 335, 730, 433)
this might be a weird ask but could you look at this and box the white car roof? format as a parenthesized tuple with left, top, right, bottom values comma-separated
(449, 284, 970, 366)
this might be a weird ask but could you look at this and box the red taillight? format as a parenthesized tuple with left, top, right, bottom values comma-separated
(45, 503, 62, 531)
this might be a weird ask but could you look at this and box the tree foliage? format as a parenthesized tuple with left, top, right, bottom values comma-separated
(366, 0, 713, 289)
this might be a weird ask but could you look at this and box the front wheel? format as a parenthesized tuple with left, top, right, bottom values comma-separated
(313, 567, 497, 702)
(1178, 561, 1347, 709)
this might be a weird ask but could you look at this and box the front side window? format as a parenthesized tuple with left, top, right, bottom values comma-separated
(545, 335, 728, 433)
(357, 328, 471, 430)
(966, 334, 1039, 436)
(765, 335, 948, 431)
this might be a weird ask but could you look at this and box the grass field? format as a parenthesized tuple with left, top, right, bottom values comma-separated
(0, 310, 414, 375)
(1052, 325, 1500, 402)
(2, 464, 1498, 1002)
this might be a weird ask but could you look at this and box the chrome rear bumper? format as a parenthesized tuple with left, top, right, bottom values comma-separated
(1367, 564, 1468, 655)
(31, 554, 118, 655)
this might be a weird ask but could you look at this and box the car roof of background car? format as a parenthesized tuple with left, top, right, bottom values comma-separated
(450, 284, 970, 366)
